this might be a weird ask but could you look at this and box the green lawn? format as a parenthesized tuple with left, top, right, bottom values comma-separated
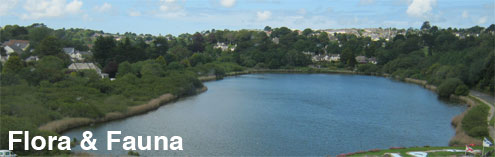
(348, 146, 494, 157)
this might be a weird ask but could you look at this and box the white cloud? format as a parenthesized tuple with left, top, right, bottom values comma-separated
(406, 0, 436, 18)
(21, 0, 83, 20)
(256, 10, 271, 21)
(157, 0, 186, 18)
(220, 0, 236, 8)
(129, 11, 141, 17)
(477, 16, 487, 25)
(359, 0, 375, 5)
(94, 2, 112, 13)
(0, 0, 19, 16)
(461, 10, 468, 19)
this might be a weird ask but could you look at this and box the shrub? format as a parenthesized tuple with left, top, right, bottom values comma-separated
(454, 84, 469, 96)
(462, 104, 489, 138)
(437, 78, 463, 97)
(128, 150, 140, 156)
(357, 64, 379, 74)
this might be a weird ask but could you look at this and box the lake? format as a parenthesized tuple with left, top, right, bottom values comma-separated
(63, 74, 466, 156)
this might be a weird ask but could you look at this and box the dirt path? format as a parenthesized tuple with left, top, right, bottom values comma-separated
(469, 90, 495, 142)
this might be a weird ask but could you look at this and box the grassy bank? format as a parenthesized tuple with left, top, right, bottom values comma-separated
(346, 146, 494, 156)
(38, 88, 205, 134)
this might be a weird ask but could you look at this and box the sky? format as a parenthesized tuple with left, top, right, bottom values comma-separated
(0, 0, 494, 35)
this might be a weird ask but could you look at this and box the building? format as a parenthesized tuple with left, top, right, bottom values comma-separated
(355, 56, 368, 64)
(1, 40, 30, 61)
(272, 37, 279, 44)
(213, 42, 236, 51)
(63, 47, 91, 61)
(68, 63, 108, 78)
(329, 54, 340, 62)
(368, 57, 377, 64)
(25, 56, 39, 62)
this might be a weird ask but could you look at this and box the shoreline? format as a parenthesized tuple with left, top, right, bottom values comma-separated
(39, 68, 487, 146)
(38, 86, 208, 134)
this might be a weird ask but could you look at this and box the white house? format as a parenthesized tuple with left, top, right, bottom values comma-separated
(329, 54, 340, 62)
(1, 40, 30, 61)
(213, 42, 236, 51)
(68, 63, 108, 78)
(63, 47, 91, 61)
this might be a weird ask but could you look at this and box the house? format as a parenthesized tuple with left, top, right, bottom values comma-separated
(329, 54, 340, 62)
(1, 40, 30, 61)
(63, 47, 83, 61)
(311, 54, 329, 62)
(213, 42, 236, 51)
(25, 56, 39, 62)
(63, 47, 92, 61)
(68, 63, 108, 78)
(272, 37, 279, 44)
(355, 56, 368, 64)
(368, 57, 378, 64)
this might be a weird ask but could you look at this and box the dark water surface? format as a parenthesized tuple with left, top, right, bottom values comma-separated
(63, 74, 466, 156)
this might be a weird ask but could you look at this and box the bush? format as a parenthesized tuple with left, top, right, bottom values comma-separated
(128, 150, 140, 156)
(454, 84, 469, 96)
(467, 126, 489, 137)
(357, 64, 379, 74)
(462, 104, 489, 138)
(437, 78, 463, 97)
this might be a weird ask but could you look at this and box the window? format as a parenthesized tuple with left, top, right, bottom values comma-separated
(5, 152, 10, 155)
(0, 152, 4, 155)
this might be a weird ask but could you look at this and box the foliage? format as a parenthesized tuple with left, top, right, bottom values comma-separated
(454, 84, 469, 96)
(437, 78, 464, 97)
(461, 103, 489, 138)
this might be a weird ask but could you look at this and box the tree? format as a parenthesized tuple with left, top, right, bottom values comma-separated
(421, 21, 431, 31)
(93, 36, 116, 66)
(302, 28, 313, 36)
(150, 37, 169, 58)
(437, 78, 464, 97)
(2, 55, 23, 74)
(156, 56, 167, 65)
(318, 32, 329, 44)
(189, 32, 205, 52)
(36, 36, 63, 57)
(341, 48, 356, 67)
(169, 45, 191, 60)
(34, 56, 65, 83)
(117, 61, 133, 78)
(263, 26, 272, 32)
(103, 61, 119, 78)
(28, 25, 53, 47)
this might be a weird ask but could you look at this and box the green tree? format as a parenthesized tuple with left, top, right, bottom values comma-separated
(34, 56, 65, 83)
(341, 48, 356, 67)
(421, 21, 431, 31)
(302, 28, 313, 36)
(2, 55, 24, 74)
(156, 56, 167, 65)
(189, 32, 205, 52)
(117, 61, 133, 78)
(150, 37, 169, 58)
(263, 26, 272, 32)
(437, 78, 464, 97)
(36, 36, 63, 57)
(93, 36, 116, 66)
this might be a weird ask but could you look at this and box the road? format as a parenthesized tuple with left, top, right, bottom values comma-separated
(470, 90, 495, 142)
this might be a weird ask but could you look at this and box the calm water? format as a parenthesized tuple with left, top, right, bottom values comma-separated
(63, 74, 466, 156)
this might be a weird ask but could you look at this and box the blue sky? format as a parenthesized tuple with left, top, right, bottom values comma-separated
(0, 0, 493, 35)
